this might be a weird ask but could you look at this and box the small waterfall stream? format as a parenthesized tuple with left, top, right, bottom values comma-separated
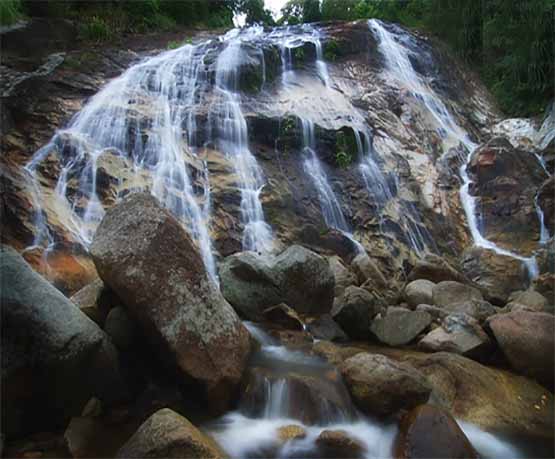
(369, 19, 540, 277)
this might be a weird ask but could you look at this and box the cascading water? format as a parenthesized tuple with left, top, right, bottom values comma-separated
(213, 27, 274, 254)
(369, 19, 539, 277)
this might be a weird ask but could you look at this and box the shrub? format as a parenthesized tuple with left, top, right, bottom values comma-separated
(79, 15, 111, 42)
(0, 0, 24, 26)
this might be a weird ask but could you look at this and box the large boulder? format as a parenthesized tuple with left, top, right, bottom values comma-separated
(340, 353, 431, 416)
(350, 253, 387, 287)
(441, 299, 497, 323)
(370, 307, 432, 346)
(219, 251, 282, 320)
(331, 286, 380, 339)
(70, 278, 121, 327)
(407, 254, 468, 284)
(432, 281, 483, 308)
(272, 245, 335, 314)
(329, 256, 358, 298)
(487, 311, 554, 388)
(506, 289, 550, 313)
(394, 404, 478, 459)
(1, 245, 126, 438)
(404, 279, 435, 308)
(404, 352, 555, 439)
(316, 429, 366, 459)
(90, 193, 250, 412)
(418, 313, 492, 359)
(116, 408, 224, 459)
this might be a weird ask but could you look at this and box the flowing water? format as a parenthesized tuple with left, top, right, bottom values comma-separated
(369, 19, 540, 277)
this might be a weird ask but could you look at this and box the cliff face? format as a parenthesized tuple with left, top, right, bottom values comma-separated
(1, 19, 553, 295)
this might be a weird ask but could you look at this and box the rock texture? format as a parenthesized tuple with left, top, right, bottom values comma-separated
(370, 307, 432, 346)
(90, 193, 250, 412)
(404, 279, 435, 308)
(332, 286, 379, 339)
(340, 353, 431, 416)
(1, 245, 125, 438)
(432, 281, 483, 308)
(116, 408, 224, 459)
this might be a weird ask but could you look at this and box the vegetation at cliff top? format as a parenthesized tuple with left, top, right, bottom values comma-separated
(280, 0, 554, 117)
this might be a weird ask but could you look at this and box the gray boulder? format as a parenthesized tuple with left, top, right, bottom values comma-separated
(306, 314, 348, 342)
(370, 307, 432, 346)
(419, 313, 492, 358)
(350, 253, 387, 287)
(1, 245, 126, 438)
(329, 256, 358, 298)
(90, 193, 250, 413)
(331, 286, 380, 339)
(404, 279, 435, 308)
(506, 289, 551, 313)
(432, 281, 483, 308)
(442, 299, 498, 323)
(272, 245, 335, 314)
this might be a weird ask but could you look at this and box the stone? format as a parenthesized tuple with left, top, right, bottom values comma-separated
(306, 314, 348, 342)
(81, 398, 102, 418)
(277, 425, 307, 443)
(432, 281, 483, 307)
(508, 289, 550, 312)
(441, 300, 497, 323)
(487, 311, 554, 387)
(404, 279, 435, 308)
(407, 254, 468, 284)
(116, 408, 224, 459)
(263, 303, 304, 330)
(538, 176, 554, 236)
(90, 193, 250, 413)
(329, 256, 358, 298)
(64, 417, 102, 459)
(331, 286, 380, 339)
(104, 306, 138, 352)
(340, 353, 431, 416)
(0, 245, 126, 439)
(415, 304, 447, 320)
(405, 352, 555, 438)
(272, 245, 335, 314)
(350, 253, 387, 288)
(418, 313, 492, 359)
(219, 251, 282, 321)
(316, 429, 366, 459)
(70, 278, 121, 327)
(394, 404, 478, 459)
(370, 307, 432, 346)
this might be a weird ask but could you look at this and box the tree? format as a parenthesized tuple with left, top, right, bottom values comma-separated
(236, 0, 275, 25)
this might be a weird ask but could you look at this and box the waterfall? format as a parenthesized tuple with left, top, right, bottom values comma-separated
(213, 27, 274, 254)
(369, 19, 539, 277)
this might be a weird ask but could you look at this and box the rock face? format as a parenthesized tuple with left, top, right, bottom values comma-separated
(404, 279, 435, 308)
(116, 408, 224, 459)
(487, 311, 554, 388)
(395, 404, 478, 459)
(332, 286, 379, 339)
(467, 137, 548, 255)
(340, 353, 431, 416)
(407, 255, 468, 284)
(418, 313, 491, 358)
(370, 307, 432, 346)
(0, 245, 125, 438)
(405, 352, 555, 438)
(432, 281, 483, 308)
(273, 245, 335, 314)
(90, 193, 250, 412)
(219, 252, 281, 320)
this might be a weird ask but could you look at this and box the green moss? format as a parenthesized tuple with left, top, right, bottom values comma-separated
(293, 47, 305, 61)
(324, 39, 340, 62)
(167, 37, 192, 50)
(334, 129, 356, 168)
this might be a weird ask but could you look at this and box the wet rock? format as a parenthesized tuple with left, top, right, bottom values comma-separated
(90, 193, 250, 413)
(432, 281, 483, 307)
(70, 278, 120, 327)
(538, 176, 554, 235)
(316, 429, 366, 459)
(104, 306, 138, 352)
(370, 307, 432, 346)
(407, 254, 468, 284)
(277, 425, 307, 443)
(0, 245, 126, 439)
(306, 314, 348, 342)
(116, 408, 224, 459)
(462, 246, 529, 305)
(487, 311, 554, 387)
(418, 313, 492, 358)
(263, 303, 304, 330)
(404, 279, 435, 308)
(405, 352, 555, 438)
(220, 251, 282, 321)
(394, 404, 478, 459)
(340, 353, 431, 416)
(329, 256, 358, 298)
(272, 245, 335, 314)
(350, 253, 387, 288)
(331, 286, 380, 339)
(311, 341, 367, 367)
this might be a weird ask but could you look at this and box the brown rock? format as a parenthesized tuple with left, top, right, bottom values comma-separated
(316, 429, 366, 458)
(407, 254, 468, 284)
(263, 303, 304, 330)
(116, 408, 224, 459)
(90, 193, 250, 413)
(394, 404, 478, 459)
(277, 425, 307, 443)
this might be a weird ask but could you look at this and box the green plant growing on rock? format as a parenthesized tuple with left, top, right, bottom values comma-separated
(0, 0, 24, 25)
(79, 16, 111, 42)
(324, 39, 340, 61)
(335, 130, 353, 168)
(293, 47, 305, 61)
